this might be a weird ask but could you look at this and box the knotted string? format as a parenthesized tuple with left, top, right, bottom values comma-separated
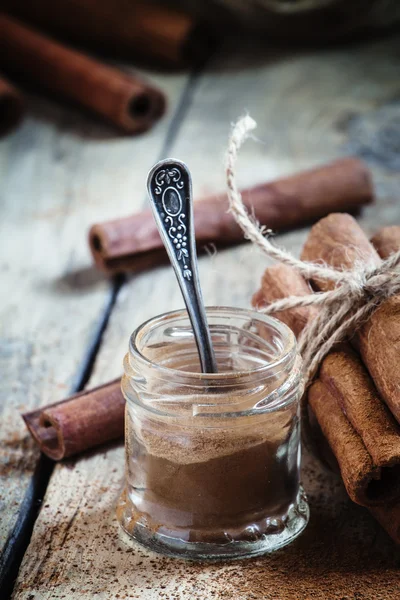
(225, 115, 400, 387)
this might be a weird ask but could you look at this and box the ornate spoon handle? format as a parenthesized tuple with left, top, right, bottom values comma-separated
(147, 158, 218, 373)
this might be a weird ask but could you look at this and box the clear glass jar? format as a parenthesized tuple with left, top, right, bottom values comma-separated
(117, 307, 309, 560)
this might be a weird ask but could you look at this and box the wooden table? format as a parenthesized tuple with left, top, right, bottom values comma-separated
(1, 33, 400, 600)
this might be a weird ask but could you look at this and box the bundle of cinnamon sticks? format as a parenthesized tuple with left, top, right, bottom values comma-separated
(253, 220, 400, 543)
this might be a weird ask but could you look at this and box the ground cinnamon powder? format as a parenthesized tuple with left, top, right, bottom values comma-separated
(119, 396, 300, 544)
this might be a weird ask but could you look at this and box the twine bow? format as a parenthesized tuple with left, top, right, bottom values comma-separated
(226, 116, 400, 385)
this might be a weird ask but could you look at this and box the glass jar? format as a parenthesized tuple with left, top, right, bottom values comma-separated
(117, 307, 309, 560)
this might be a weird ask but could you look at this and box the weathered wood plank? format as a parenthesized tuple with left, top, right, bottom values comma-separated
(0, 69, 188, 589)
(12, 35, 400, 599)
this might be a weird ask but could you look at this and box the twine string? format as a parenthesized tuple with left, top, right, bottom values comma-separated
(225, 115, 400, 385)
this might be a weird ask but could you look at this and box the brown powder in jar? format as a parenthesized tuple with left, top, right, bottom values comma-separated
(119, 333, 302, 546)
(122, 405, 300, 543)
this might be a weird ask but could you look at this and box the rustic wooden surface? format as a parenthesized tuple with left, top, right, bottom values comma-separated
(0, 68, 189, 589)
(3, 32, 400, 599)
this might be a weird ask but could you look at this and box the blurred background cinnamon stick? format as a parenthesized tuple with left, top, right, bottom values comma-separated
(0, 14, 166, 134)
(0, 0, 214, 68)
(89, 157, 374, 274)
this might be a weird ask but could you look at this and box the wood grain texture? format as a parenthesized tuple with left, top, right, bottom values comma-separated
(0, 70, 187, 582)
(11, 34, 400, 598)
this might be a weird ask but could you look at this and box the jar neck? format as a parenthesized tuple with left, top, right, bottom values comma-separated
(122, 307, 303, 417)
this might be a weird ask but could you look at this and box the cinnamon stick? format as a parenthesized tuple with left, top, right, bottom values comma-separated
(301, 213, 400, 423)
(22, 379, 124, 460)
(308, 379, 380, 505)
(318, 348, 400, 505)
(252, 263, 318, 338)
(89, 157, 374, 274)
(0, 74, 24, 136)
(371, 226, 400, 259)
(301, 213, 380, 290)
(0, 0, 214, 68)
(0, 14, 166, 134)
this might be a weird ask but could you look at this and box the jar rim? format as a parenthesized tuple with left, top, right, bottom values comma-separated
(129, 306, 297, 385)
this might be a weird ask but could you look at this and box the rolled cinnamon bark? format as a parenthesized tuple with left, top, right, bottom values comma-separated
(22, 379, 124, 460)
(301, 213, 400, 423)
(252, 263, 318, 338)
(320, 349, 400, 469)
(301, 212, 380, 290)
(319, 348, 400, 505)
(90, 157, 374, 274)
(0, 0, 214, 68)
(0, 74, 24, 137)
(308, 379, 380, 506)
(371, 226, 400, 259)
(0, 14, 165, 134)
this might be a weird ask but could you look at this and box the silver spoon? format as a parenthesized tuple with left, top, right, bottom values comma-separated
(147, 158, 218, 373)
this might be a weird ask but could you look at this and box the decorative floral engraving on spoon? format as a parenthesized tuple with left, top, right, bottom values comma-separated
(154, 166, 192, 280)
